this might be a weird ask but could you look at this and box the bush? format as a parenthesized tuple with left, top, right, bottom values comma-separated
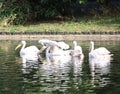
(0, 0, 119, 26)
(0, 0, 70, 25)
(0, 0, 32, 25)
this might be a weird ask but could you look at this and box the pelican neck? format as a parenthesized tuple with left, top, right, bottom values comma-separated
(91, 42, 94, 51)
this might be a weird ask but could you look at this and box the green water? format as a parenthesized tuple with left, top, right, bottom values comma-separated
(0, 40, 120, 94)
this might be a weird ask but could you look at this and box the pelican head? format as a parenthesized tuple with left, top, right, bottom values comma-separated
(73, 41, 77, 45)
(15, 41, 26, 50)
(73, 41, 77, 49)
(90, 41, 94, 45)
(89, 41, 94, 52)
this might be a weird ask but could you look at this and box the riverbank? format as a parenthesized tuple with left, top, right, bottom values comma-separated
(0, 34, 120, 41)
(0, 15, 119, 41)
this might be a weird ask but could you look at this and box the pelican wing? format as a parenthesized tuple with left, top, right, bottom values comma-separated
(94, 47, 110, 55)
(39, 39, 69, 50)
(39, 39, 58, 47)
(20, 46, 39, 58)
(57, 42, 70, 49)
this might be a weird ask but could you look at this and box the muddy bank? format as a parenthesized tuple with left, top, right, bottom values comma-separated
(0, 34, 120, 41)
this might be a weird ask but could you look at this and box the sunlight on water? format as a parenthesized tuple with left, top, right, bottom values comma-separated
(0, 40, 120, 94)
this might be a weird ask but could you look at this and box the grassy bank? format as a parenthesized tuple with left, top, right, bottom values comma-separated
(0, 15, 120, 33)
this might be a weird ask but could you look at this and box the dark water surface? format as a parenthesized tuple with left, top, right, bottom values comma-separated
(0, 40, 120, 94)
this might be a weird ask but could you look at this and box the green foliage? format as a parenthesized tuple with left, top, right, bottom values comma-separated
(0, 0, 74, 25)
(0, 0, 32, 25)
(0, 0, 119, 25)
(96, 0, 105, 3)
(78, 0, 87, 4)
(38, 0, 60, 17)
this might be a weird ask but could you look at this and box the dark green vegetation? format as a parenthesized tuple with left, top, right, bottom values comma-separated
(0, 0, 120, 32)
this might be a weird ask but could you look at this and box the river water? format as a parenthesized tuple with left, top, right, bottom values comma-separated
(0, 40, 120, 94)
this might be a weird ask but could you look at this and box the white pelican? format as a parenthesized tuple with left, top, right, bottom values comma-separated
(89, 41, 112, 59)
(38, 39, 72, 63)
(38, 39, 70, 51)
(71, 41, 84, 61)
(38, 39, 71, 56)
(15, 41, 41, 67)
(88, 41, 112, 87)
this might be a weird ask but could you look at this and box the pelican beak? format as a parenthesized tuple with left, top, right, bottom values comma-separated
(39, 46, 46, 53)
(15, 44, 21, 50)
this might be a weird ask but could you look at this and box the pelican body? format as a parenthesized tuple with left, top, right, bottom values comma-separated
(38, 39, 70, 56)
(15, 41, 41, 67)
(89, 41, 113, 69)
(89, 41, 111, 59)
(72, 41, 84, 61)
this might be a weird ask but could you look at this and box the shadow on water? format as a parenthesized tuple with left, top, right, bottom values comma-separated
(0, 40, 120, 94)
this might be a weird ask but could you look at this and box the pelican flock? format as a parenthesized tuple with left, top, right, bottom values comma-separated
(15, 39, 113, 69)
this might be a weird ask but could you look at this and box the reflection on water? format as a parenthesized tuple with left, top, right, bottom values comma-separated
(39, 58, 72, 92)
(0, 40, 120, 94)
(0, 41, 23, 94)
(89, 57, 111, 87)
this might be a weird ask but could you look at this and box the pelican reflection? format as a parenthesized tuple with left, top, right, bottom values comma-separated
(89, 56, 112, 87)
